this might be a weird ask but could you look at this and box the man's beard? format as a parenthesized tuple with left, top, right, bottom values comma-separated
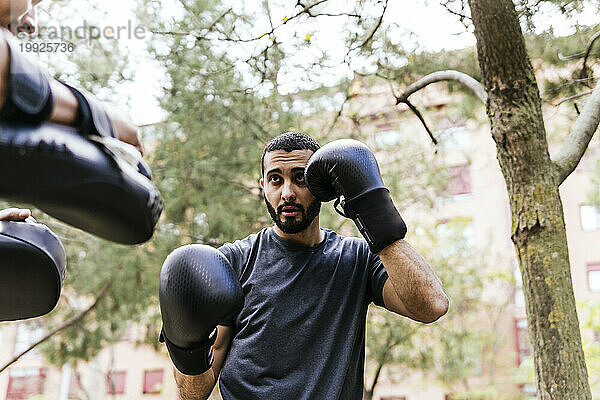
(264, 196, 321, 234)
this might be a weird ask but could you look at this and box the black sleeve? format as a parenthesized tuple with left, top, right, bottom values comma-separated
(217, 242, 240, 327)
(366, 246, 389, 307)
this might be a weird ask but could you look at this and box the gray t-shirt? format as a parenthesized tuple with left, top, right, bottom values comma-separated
(218, 227, 388, 400)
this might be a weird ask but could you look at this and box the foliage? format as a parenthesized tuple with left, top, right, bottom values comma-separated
(364, 208, 517, 399)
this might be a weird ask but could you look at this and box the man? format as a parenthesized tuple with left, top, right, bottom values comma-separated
(159, 131, 449, 399)
(0, 0, 143, 223)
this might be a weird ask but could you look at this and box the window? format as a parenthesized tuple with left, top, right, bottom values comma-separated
(588, 263, 600, 292)
(106, 371, 126, 395)
(515, 319, 531, 365)
(143, 370, 164, 394)
(376, 129, 404, 148)
(68, 372, 83, 399)
(436, 217, 475, 248)
(580, 205, 600, 231)
(437, 125, 470, 150)
(14, 324, 44, 357)
(6, 368, 46, 399)
(448, 164, 471, 196)
(514, 264, 525, 308)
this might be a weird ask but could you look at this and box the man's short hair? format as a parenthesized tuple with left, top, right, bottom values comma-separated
(261, 131, 320, 175)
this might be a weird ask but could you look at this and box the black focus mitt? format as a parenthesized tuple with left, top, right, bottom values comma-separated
(0, 220, 66, 321)
(0, 122, 163, 244)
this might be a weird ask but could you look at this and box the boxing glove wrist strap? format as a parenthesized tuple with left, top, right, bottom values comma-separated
(336, 187, 407, 253)
(0, 39, 53, 124)
(159, 327, 217, 375)
(60, 82, 116, 138)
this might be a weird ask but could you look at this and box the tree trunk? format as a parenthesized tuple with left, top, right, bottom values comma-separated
(467, 0, 591, 398)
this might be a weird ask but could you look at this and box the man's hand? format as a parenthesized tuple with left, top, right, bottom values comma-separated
(160, 245, 242, 376)
(305, 139, 407, 253)
(0, 207, 33, 222)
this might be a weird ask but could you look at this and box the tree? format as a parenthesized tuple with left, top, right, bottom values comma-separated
(463, 1, 596, 398)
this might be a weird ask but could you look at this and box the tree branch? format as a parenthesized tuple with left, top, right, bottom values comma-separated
(580, 31, 600, 81)
(402, 99, 438, 146)
(554, 89, 593, 106)
(553, 82, 600, 184)
(395, 70, 487, 104)
(0, 283, 111, 374)
(369, 360, 385, 394)
(326, 90, 353, 135)
(353, 0, 388, 51)
(393, 70, 486, 145)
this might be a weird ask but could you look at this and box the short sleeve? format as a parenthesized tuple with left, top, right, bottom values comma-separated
(367, 248, 388, 307)
(217, 242, 240, 327)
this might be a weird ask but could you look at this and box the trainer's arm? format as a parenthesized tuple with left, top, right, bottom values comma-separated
(0, 31, 142, 154)
(174, 325, 232, 400)
(379, 239, 448, 323)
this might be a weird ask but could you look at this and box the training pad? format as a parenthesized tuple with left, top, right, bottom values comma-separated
(0, 221, 66, 321)
(0, 122, 163, 244)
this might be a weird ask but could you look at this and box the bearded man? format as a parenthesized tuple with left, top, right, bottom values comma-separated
(159, 131, 449, 400)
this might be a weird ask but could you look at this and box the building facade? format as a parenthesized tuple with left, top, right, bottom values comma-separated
(0, 83, 598, 400)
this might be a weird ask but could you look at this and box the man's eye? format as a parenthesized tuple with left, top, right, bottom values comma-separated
(269, 175, 281, 183)
(295, 174, 305, 184)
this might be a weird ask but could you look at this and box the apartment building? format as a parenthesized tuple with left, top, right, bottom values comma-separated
(0, 85, 598, 400)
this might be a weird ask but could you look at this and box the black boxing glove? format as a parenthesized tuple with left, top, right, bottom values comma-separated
(159, 245, 243, 375)
(0, 37, 53, 124)
(60, 82, 116, 138)
(305, 139, 407, 253)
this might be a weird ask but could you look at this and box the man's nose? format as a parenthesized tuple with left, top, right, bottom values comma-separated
(281, 181, 296, 202)
(17, 7, 36, 34)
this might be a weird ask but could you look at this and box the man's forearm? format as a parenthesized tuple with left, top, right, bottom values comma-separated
(379, 239, 448, 322)
(174, 368, 217, 400)
(48, 79, 78, 125)
(0, 32, 141, 152)
(0, 34, 78, 124)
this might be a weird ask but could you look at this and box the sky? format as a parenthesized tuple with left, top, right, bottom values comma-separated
(37, 0, 600, 126)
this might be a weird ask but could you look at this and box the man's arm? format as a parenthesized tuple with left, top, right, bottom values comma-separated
(0, 30, 143, 154)
(379, 239, 448, 323)
(174, 325, 232, 400)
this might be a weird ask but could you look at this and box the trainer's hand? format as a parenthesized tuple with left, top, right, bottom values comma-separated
(0, 208, 33, 222)
(106, 105, 144, 155)
(305, 139, 407, 253)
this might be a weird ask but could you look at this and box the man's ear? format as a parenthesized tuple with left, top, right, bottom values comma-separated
(259, 178, 264, 189)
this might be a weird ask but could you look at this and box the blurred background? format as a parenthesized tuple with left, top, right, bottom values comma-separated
(1, 0, 600, 399)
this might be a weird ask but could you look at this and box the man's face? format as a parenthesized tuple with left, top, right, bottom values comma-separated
(261, 149, 321, 234)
